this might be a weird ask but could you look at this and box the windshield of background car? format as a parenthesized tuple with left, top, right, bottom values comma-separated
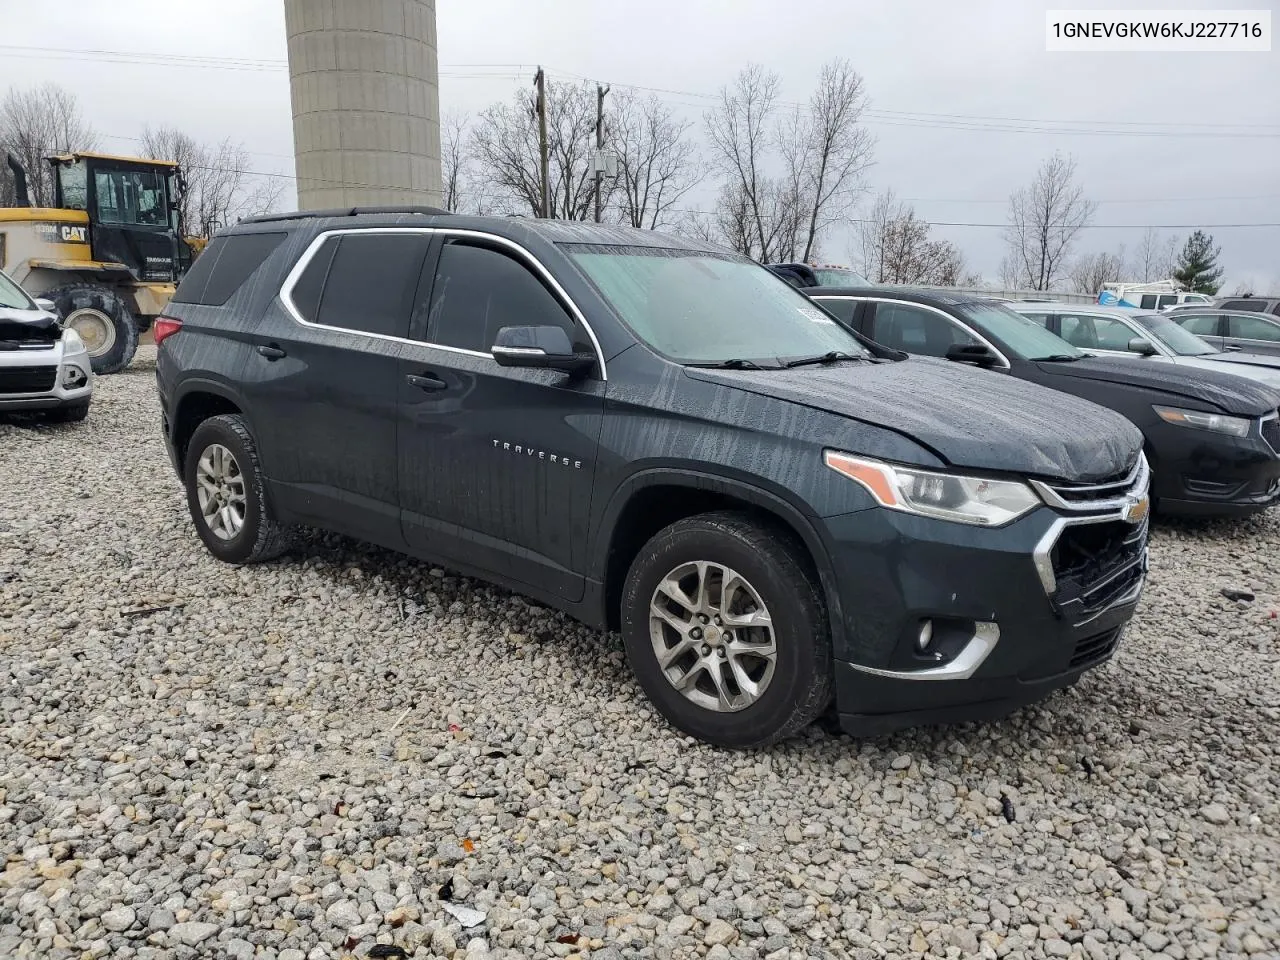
(954, 302, 1086, 360)
(1132, 313, 1217, 356)
(0, 270, 35, 310)
(565, 245, 871, 364)
(815, 267, 870, 286)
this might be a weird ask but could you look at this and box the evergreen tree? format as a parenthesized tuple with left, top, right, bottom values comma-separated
(1173, 230, 1224, 294)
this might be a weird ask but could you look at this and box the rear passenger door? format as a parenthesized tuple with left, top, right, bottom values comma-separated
(1171, 313, 1227, 350)
(1224, 313, 1280, 357)
(243, 229, 431, 546)
(396, 234, 606, 601)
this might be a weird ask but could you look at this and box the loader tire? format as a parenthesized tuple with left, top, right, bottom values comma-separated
(44, 283, 139, 375)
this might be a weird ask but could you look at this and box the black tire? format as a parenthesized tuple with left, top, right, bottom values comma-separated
(44, 283, 139, 375)
(184, 414, 291, 564)
(620, 511, 833, 748)
(43, 401, 89, 424)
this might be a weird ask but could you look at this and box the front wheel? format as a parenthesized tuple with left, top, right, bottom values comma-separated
(44, 283, 139, 375)
(620, 511, 833, 748)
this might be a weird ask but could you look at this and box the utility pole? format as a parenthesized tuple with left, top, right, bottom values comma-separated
(594, 83, 609, 223)
(534, 67, 550, 218)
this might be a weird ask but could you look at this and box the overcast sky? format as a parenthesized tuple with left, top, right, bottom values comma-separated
(2, 0, 1276, 291)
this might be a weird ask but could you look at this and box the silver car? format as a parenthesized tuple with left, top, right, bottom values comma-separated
(1167, 308, 1280, 358)
(0, 267, 93, 422)
(1009, 301, 1280, 390)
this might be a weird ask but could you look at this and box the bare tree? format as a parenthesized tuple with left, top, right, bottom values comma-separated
(704, 61, 873, 263)
(788, 59, 874, 262)
(609, 91, 701, 230)
(997, 255, 1021, 290)
(141, 126, 283, 237)
(0, 83, 98, 206)
(1068, 250, 1127, 296)
(1004, 152, 1096, 290)
(857, 189, 964, 285)
(440, 110, 470, 213)
(471, 79, 599, 219)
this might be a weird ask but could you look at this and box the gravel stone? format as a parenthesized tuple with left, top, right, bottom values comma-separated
(2, 349, 1279, 958)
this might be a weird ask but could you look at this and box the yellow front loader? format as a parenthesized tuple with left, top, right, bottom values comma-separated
(2, 151, 202, 374)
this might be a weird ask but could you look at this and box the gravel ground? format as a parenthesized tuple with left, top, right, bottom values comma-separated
(2, 347, 1279, 960)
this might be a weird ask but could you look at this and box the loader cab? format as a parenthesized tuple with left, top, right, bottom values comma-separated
(49, 152, 184, 283)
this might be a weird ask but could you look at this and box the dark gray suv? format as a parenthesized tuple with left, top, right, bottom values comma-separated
(154, 208, 1150, 747)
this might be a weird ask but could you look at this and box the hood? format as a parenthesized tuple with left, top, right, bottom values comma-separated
(686, 357, 1141, 482)
(1168, 355, 1280, 390)
(1200, 351, 1280, 372)
(0, 309, 61, 347)
(1038, 355, 1280, 416)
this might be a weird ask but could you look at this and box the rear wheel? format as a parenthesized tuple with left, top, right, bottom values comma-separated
(44, 283, 139, 375)
(184, 414, 292, 564)
(620, 511, 833, 748)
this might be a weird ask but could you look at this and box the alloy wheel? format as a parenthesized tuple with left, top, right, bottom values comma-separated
(195, 443, 247, 540)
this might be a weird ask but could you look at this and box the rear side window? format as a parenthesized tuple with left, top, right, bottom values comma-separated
(173, 232, 286, 306)
(1229, 315, 1280, 342)
(426, 240, 587, 353)
(293, 233, 431, 338)
(1220, 299, 1267, 312)
(1020, 311, 1051, 328)
(1139, 295, 1157, 309)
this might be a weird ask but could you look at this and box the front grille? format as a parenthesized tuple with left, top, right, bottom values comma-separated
(1034, 454, 1148, 513)
(1070, 626, 1123, 670)
(0, 366, 57, 394)
(1263, 414, 1280, 455)
(1052, 518, 1147, 617)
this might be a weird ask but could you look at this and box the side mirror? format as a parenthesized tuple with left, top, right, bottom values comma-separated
(945, 343, 999, 367)
(491, 325, 592, 373)
(1127, 337, 1158, 356)
(33, 297, 58, 315)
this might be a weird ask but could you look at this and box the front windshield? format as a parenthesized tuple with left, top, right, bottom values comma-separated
(0, 269, 35, 310)
(1134, 313, 1217, 356)
(815, 267, 869, 286)
(955, 303, 1085, 360)
(565, 245, 870, 365)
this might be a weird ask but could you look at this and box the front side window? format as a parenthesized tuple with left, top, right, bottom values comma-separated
(427, 240, 587, 354)
(57, 161, 88, 210)
(94, 168, 169, 226)
(812, 297, 856, 324)
(1139, 294, 1158, 309)
(1057, 313, 1135, 351)
(1173, 314, 1221, 337)
(565, 245, 869, 365)
(1133, 314, 1216, 355)
(1019, 312, 1051, 328)
(1229, 315, 1280, 342)
(872, 302, 977, 357)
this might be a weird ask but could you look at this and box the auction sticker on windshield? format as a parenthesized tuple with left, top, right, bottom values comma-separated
(798, 305, 836, 324)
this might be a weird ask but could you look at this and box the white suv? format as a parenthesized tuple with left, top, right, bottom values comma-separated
(0, 267, 93, 422)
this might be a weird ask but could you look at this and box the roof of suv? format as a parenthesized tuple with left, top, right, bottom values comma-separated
(229, 208, 730, 254)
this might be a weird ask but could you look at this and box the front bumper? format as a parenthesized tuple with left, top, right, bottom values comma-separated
(822, 466, 1149, 736)
(1147, 418, 1280, 516)
(0, 345, 93, 412)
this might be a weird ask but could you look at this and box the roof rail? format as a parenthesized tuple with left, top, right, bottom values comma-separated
(240, 205, 452, 224)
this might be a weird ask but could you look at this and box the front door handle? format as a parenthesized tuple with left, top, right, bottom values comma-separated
(257, 344, 286, 360)
(406, 373, 446, 391)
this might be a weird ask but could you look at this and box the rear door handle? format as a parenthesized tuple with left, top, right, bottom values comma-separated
(257, 344, 286, 360)
(406, 373, 446, 391)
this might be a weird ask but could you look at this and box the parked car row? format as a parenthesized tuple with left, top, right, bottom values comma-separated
(151, 212, 1273, 749)
(0, 266, 93, 423)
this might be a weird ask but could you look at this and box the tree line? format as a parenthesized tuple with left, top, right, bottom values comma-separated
(1, 78, 1234, 294)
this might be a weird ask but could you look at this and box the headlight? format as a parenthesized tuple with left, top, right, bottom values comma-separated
(61, 328, 84, 351)
(824, 451, 1041, 526)
(1153, 405, 1251, 438)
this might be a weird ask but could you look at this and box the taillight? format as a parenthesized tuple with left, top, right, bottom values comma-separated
(152, 316, 182, 346)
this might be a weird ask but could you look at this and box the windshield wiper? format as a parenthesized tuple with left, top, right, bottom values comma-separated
(1033, 354, 1084, 362)
(685, 358, 770, 370)
(781, 351, 864, 369)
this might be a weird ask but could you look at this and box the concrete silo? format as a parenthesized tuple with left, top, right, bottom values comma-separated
(283, 0, 443, 209)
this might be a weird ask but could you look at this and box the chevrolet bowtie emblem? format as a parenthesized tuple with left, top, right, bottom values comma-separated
(1123, 494, 1150, 524)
